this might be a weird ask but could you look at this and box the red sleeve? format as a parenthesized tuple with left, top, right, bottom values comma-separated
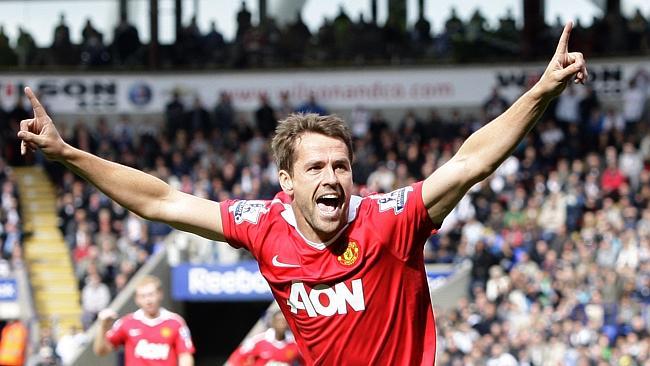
(219, 199, 270, 251)
(227, 335, 262, 366)
(366, 182, 437, 260)
(226, 345, 253, 366)
(174, 320, 195, 354)
(105, 318, 127, 347)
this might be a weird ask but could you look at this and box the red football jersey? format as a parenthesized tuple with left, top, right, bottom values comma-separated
(106, 308, 195, 366)
(227, 329, 303, 366)
(220, 182, 438, 365)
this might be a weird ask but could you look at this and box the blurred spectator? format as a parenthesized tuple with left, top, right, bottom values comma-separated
(213, 91, 235, 133)
(235, 0, 252, 41)
(283, 12, 312, 65)
(177, 16, 203, 66)
(619, 142, 643, 189)
(0, 319, 28, 366)
(254, 93, 277, 138)
(55, 326, 86, 365)
(203, 21, 226, 65)
(30, 328, 58, 366)
(165, 90, 185, 137)
(276, 91, 294, 120)
(186, 96, 210, 135)
(81, 19, 102, 45)
(622, 78, 647, 134)
(350, 105, 371, 139)
(112, 14, 141, 66)
(295, 93, 327, 116)
(51, 13, 76, 66)
(80, 19, 109, 67)
(15, 27, 36, 67)
(0, 26, 17, 66)
(1, 222, 21, 260)
(483, 87, 509, 121)
(53, 14, 70, 45)
(81, 273, 111, 330)
(555, 84, 582, 131)
(366, 162, 395, 193)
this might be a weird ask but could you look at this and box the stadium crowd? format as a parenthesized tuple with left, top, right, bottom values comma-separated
(0, 93, 23, 319)
(0, 157, 20, 271)
(0, 3, 649, 69)
(1, 66, 650, 364)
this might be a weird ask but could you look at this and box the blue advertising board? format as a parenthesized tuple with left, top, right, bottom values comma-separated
(172, 261, 455, 302)
(426, 270, 453, 291)
(0, 279, 17, 301)
(172, 261, 273, 302)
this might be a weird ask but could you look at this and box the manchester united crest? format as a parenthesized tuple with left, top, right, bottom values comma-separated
(338, 241, 360, 266)
(161, 327, 172, 338)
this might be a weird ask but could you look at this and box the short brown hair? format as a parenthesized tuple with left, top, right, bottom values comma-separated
(271, 113, 353, 174)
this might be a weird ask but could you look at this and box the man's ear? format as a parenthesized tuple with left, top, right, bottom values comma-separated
(278, 170, 294, 193)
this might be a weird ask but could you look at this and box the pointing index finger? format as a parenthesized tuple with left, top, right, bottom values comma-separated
(555, 21, 573, 55)
(24, 87, 47, 118)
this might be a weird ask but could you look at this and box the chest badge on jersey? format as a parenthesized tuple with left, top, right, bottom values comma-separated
(160, 327, 172, 338)
(337, 240, 360, 266)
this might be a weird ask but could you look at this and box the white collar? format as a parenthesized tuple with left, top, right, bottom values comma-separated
(133, 308, 170, 327)
(280, 195, 362, 250)
(264, 328, 294, 346)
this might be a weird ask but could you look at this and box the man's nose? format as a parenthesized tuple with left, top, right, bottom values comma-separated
(322, 165, 339, 185)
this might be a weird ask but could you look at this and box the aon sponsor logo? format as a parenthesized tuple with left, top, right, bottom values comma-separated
(134, 339, 170, 360)
(288, 279, 365, 317)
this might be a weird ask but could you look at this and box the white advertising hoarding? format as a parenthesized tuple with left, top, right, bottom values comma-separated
(0, 58, 646, 114)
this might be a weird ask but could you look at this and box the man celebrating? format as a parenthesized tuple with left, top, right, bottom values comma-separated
(19, 23, 586, 365)
(93, 275, 195, 365)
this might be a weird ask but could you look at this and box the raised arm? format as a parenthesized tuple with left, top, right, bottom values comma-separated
(17, 87, 225, 241)
(93, 309, 116, 356)
(422, 22, 587, 225)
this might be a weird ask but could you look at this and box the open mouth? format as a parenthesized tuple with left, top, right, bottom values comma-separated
(316, 193, 342, 217)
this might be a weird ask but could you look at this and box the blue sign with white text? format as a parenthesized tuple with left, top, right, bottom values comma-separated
(0, 279, 17, 301)
(172, 261, 273, 302)
(172, 261, 455, 302)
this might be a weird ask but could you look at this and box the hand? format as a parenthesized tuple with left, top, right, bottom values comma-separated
(17, 87, 68, 161)
(98, 308, 118, 324)
(535, 21, 588, 98)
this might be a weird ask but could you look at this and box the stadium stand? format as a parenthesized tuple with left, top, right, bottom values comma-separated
(0, 1, 649, 365)
(0, 2, 648, 70)
(14, 167, 82, 331)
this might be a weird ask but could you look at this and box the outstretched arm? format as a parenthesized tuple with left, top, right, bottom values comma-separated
(17, 87, 225, 241)
(422, 22, 588, 225)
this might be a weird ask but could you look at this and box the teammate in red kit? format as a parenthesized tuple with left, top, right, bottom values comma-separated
(227, 310, 303, 366)
(93, 275, 195, 366)
(19, 23, 586, 365)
